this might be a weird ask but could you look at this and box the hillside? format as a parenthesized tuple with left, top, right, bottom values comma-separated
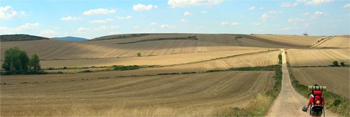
(0, 34, 49, 42)
(53, 36, 88, 41)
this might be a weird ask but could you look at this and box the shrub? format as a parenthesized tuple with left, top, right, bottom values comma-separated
(79, 70, 92, 73)
(340, 62, 345, 66)
(137, 52, 141, 57)
(333, 61, 339, 66)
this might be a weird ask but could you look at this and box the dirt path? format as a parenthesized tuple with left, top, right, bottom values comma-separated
(267, 49, 339, 117)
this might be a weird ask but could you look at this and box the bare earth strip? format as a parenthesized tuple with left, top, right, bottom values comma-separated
(267, 50, 339, 117)
(292, 68, 350, 99)
(1, 71, 274, 116)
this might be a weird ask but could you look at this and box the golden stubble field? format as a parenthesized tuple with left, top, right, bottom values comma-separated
(287, 49, 350, 66)
(1, 71, 275, 116)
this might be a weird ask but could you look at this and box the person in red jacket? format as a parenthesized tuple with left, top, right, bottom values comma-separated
(304, 84, 325, 117)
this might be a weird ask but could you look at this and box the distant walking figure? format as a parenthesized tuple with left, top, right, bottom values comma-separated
(303, 84, 325, 117)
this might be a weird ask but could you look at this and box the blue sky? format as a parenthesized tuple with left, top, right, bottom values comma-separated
(0, 0, 349, 39)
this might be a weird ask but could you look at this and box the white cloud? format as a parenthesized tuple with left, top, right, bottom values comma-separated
(221, 22, 229, 26)
(288, 18, 304, 22)
(133, 4, 157, 11)
(0, 23, 40, 34)
(16, 23, 40, 31)
(110, 25, 120, 29)
(305, 23, 310, 26)
(90, 19, 113, 23)
(61, 16, 82, 21)
(252, 23, 261, 26)
(231, 22, 240, 26)
(303, 0, 334, 5)
(201, 10, 208, 14)
(221, 22, 240, 26)
(261, 14, 269, 21)
(304, 12, 310, 16)
(281, 27, 299, 30)
(184, 11, 192, 16)
(134, 26, 139, 29)
(344, 4, 350, 8)
(83, 8, 116, 15)
(0, 26, 11, 34)
(99, 26, 109, 30)
(314, 11, 323, 15)
(310, 11, 327, 20)
(249, 7, 255, 10)
(268, 11, 283, 14)
(197, 26, 205, 29)
(39, 30, 59, 37)
(168, 0, 222, 7)
(150, 22, 158, 26)
(0, 6, 25, 19)
(180, 18, 188, 22)
(280, 2, 298, 7)
(77, 27, 89, 32)
(160, 24, 176, 29)
(117, 15, 132, 20)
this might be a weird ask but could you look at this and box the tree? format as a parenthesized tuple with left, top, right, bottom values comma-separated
(303, 32, 308, 36)
(2, 47, 21, 71)
(333, 61, 339, 66)
(2, 47, 29, 72)
(17, 51, 29, 71)
(340, 62, 345, 66)
(137, 52, 141, 57)
(29, 54, 41, 71)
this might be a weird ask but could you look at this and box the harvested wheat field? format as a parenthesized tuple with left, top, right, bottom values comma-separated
(1, 71, 275, 116)
(292, 68, 350, 98)
(317, 35, 350, 48)
(287, 49, 350, 66)
(39, 49, 268, 68)
(38, 50, 279, 74)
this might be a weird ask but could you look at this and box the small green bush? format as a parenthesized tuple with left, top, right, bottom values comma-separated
(137, 52, 141, 57)
(333, 61, 339, 66)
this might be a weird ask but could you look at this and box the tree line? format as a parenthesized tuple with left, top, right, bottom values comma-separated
(2, 47, 41, 74)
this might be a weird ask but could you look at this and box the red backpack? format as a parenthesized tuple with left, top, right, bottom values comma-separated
(310, 90, 324, 112)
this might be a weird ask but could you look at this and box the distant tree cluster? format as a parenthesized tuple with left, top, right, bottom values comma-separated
(333, 61, 346, 67)
(2, 47, 41, 73)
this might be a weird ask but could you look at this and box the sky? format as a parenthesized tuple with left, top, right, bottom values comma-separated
(0, 0, 349, 39)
